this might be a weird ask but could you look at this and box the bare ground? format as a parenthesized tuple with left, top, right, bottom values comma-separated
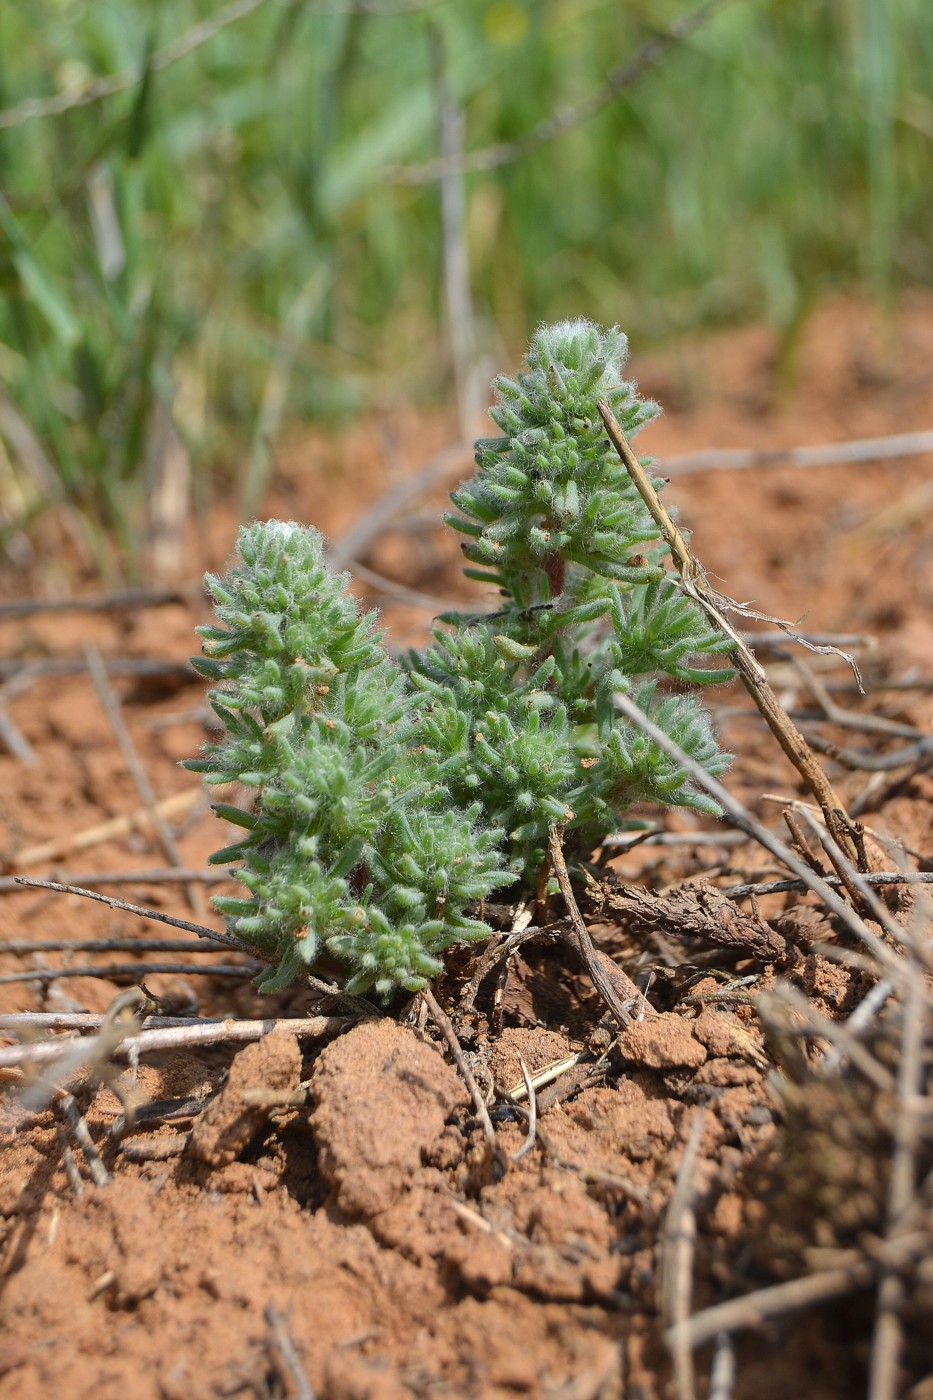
(1, 295, 932, 1400)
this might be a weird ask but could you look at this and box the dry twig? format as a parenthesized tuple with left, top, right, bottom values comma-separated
(598, 399, 860, 862)
(510, 1054, 537, 1163)
(663, 1110, 707, 1400)
(548, 825, 640, 1028)
(0, 866, 225, 893)
(264, 1306, 317, 1400)
(868, 976, 927, 1400)
(0, 961, 255, 988)
(0, 1013, 347, 1073)
(58, 1092, 110, 1186)
(11, 789, 205, 868)
(669, 1263, 875, 1353)
(12, 877, 256, 957)
(609, 692, 901, 980)
(423, 985, 497, 1148)
(663, 428, 933, 477)
(388, 0, 728, 183)
(0, 0, 272, 130)
(84, 644, 204, 914)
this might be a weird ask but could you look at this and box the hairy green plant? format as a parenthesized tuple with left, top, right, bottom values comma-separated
(189, 321, 734, 997)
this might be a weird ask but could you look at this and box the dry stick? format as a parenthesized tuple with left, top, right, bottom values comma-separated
(669, 1262, 875, 1352)
(868, 977, 927, 1400)
(13, 876, 256, 957)
(663, 1109, 707, 1400)
(0, 867, 226, 894)
(423, 985, 496, 1147)
(511, 1054, 537, 1163)
(742, 630, 876, 657)
(708, 1333, 736, 1400)
(58, 1093, 110, 1187)
(608, 692, 903, 980)
(16, 879, 378, 1019)
(55, 1124, 84, 1199)
(547, 826, 640, 1028)
(0, 936, 234, 956)
(800, 727, 933, 773)
(0, 1014, 347, 1072)
(791, 656, 923, 741)
(346, 557, 463, 614)
(0, 0, 272, 129)
(432, 24, 481, 440)
(597, 399, 861, 864)
(0, 962, 255, 988)
(663, 428, 933, 477)
(0, 705, 36, 764)
(797, 810, 932, 970)
(722, 871, 933, 900)
(756, 984, 895, 1095)
(327, 441, 472, 570)
(0, 657, 195, 684)
(389, 0, 728, 184)
(265, 1306, 318, 1400)
(12, 788, 205, 868)
(84, 644, 204, 916)
(459, 920, 563, 1016)
(0, 587, 185, 618)
(821, 977, 896, 1077)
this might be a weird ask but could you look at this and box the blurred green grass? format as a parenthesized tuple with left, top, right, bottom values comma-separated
(0, 0, 930, 573)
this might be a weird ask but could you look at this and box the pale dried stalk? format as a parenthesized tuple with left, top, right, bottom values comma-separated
(663, 1110, 707, 1400)
(0, 1014, 347, 1072)
(610, 691, 901, 981)
(84, 643, 203, 914)
(423, 986, 496, 1147)
(548, 825, 640, 1028)
(597, 399, 860, 863)
(12, 788, 204, 868)
(668, 1262, 874, 1351)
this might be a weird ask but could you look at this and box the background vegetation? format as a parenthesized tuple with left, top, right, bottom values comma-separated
(1, 0, 931, 568)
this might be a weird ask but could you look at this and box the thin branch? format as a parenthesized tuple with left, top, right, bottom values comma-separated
(0, 962, 255, 987)
(0, 588, 186, 618)
(799, 728, 933, 774)
(11, 789, 205, 868)
(388, 0, 729, 184)
(790, 657, 922, 740)
(0, 867, 226, 893)
(55, 1124, 84, 1198)
(58, 1093, 110, 1187)
(663, 1110, 707, 1400)
(548, 825, 640, 1028)
(609, 691, 902, 980)
(0, 705, 36, 765)
(663, 428, 933, 477)
(12, 877, 256, 958)
(0, 657, 195, 684)
(868, 977, 926, 1400)
(423, 985, 497, 1148)
(327, 441, 471, 569)
(347, 557, 463, 613)
(84, 643, 203, 913)
(721, 870, 933, 900)
(0, 936, 233, 956)
(668, 1263, 875, 1352)
(0, 1014, 347, 1072)
(0, 0, 272, 130)
(708, 1334, 736, 1400)
(510, 1054, 537, 1162)
(598, 399, 861, 861)
(265, 1306, 317, 1400)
